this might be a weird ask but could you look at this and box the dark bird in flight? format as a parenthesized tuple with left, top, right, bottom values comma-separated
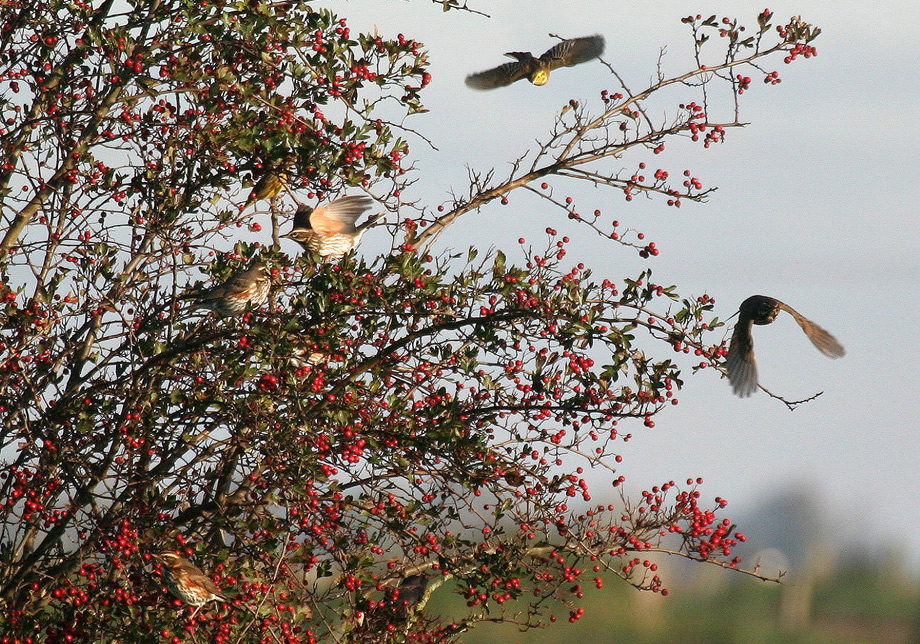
(726, 295, 845, 397)
(183, 260, 271, 317)
(465, 35, 605, 90)
(282, 195, 377, 260)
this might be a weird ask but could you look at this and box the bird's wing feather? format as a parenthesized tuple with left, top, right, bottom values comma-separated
(726, 319, 759, 397)
(199, 264, 262, 301)
(221, 269, 258, 296)
(465, 61, 532, 89)
(291, 205, 313, 230)
(539, 35, 605, 70)
(777, 301, 846, 358)
(309, 195, 373, 234)
(196, 573, 225, 599)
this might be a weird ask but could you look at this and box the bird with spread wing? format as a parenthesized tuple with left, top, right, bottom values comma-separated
(465, 35, 605, 90)
(281, 195, 378, 260)
(726, 295, 845, 397)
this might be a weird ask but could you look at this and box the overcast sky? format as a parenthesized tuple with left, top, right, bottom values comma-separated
(320, 0, 920, 566)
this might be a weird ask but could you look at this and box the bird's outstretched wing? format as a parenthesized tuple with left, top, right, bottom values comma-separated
(309, 195, 374, 234)
(726, 317, 758, 397)
(465, 60, 534, 90)
(777, 301, 846, 358)
(539, 35, 605, 69)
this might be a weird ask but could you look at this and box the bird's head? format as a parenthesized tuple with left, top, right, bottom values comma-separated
(281, 229, 312, 244)
(249, 260, 270, 278)
(504, 51, 535, 63)
(155, 552, 183, 568)
(739, 294, 781, 325)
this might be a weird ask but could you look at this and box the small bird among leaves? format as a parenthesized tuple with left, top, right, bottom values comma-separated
(287, 344, 334, 370)
(183, 260, 271, 317)
(465, 35, 605, 90)
(282, 195, 377, 260)
(395, 574, 429, 611)
(244, 169, 287, 210)
(156, 552, 226, 618)
(726, 295, 845, 397)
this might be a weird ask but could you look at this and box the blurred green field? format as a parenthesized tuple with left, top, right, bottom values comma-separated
(437, 552, 920, 644)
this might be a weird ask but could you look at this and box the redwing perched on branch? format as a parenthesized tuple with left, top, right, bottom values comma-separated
(726, 295, 845, 397)
(181, 260, 271, 317)
(465, 35, 605, 89)
(282, 194, 378, 260)
(155, 553, 226, 618)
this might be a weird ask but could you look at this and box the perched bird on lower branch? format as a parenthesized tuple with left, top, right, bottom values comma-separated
(282, 195, 377, 260)
(156, 552, 226, 618)
(395, 574, 429, 611)
(465, 35, 605, 90)
(726, 295, 845, 397)
(182, 260, 271, 317)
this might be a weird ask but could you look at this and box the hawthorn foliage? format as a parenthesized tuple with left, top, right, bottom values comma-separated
(0, 2, 819, 642)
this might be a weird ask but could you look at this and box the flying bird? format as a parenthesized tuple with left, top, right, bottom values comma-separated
(465, 35, 605, 90)
(183, 260, 271, 317)
(155, 553, 227, 618)
(282, 195, 377, 260)
(726, 295, 845, 397)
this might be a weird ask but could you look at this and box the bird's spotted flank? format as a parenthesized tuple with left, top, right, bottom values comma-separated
(155, 552, 226, 617)
(183, 260, 271, 317)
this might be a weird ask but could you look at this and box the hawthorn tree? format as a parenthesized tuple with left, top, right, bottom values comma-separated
(0, 2, 820, 643)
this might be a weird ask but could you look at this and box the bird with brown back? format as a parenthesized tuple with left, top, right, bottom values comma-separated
(182, 260, 271, 317)
(155, 552, 226, 618)
(726, 295, 845, 397)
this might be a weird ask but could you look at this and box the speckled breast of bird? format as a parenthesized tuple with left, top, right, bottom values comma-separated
(308, 232, 359, 259)
(219, 277, 270, 316)
(163, 569, 210, 605)
(249, 279, 271, 306)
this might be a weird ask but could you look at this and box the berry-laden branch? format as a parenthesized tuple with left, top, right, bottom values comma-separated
(412, 13, 820, 250)
(0, 3, 823, 643)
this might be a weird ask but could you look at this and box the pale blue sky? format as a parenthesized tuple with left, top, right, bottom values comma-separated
(320, 0, 920, 564)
